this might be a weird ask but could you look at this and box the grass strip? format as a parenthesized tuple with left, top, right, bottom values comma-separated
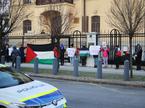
(20, 67, 145, 81)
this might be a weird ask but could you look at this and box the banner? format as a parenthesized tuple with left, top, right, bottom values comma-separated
(26, 44, 54, 64)
(89, 45, 100, 55)
(66, 48, 76, 57)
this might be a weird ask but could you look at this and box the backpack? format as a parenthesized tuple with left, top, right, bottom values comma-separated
(11, 49, 19, 59)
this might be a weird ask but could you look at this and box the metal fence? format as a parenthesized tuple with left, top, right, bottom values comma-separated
(8, 33, 145, 62)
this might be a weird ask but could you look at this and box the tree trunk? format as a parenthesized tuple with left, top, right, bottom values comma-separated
(129, 36, 133, 78)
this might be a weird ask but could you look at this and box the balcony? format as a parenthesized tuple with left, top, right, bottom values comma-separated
(36, 0, 73, 5)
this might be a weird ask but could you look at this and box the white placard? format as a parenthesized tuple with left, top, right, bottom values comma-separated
(66, 48, 76, 57)
(123, 47, 128, 51)
(89, 45, 100, 55)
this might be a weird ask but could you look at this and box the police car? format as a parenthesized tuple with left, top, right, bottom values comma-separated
(0, 64, 67, 108)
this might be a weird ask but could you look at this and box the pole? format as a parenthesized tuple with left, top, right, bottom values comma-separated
(34, 58, 39, 73)
(52, 58, 59, 75)
(124, 60, 130, 81)
(73, 57, 79, 77)
(16, 56, 21, 72)
(97, 59, 102, 79)
(1, 55, 5, 64)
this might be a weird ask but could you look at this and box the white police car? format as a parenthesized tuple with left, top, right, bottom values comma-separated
(0, 64, 67, 108)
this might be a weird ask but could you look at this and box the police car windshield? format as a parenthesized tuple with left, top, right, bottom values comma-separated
(0, 67, 33, 88)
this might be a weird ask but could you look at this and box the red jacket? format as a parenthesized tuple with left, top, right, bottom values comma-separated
(116, 50, 121, 57)
(53, 47, 60, 58)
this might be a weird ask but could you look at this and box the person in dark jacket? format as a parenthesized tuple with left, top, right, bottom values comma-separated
(114, 45, 121, 69)
(19, 44, 25, 63)
(134, 44, 142, 70)
(11, 46, 20, 68)
(60, 43, 65, 65)
(80, 45, 88, 66)
(3, 44, 9, 62)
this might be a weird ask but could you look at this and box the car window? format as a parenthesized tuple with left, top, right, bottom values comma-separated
(0, 67, 33, 88)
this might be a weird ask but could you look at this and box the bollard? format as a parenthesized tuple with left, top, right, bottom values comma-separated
(73, 57, 79, 77)
(124, 60, 130, 81)
(16, 56, 21, 72)
(52, 58, 59, 75)
(34, 58, 39, 74)
(1, 56, 5, 64)
(97, 60, 102, 79)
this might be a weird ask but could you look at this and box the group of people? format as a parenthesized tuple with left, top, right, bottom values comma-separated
(93, 45, 110, 68)
(1, 43, 143, 70)
(113, 44, 143, 70)
(62, 43, 143, 71)
(1, 44, 25, 68)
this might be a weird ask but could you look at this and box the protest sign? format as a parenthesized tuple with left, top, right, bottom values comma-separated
(89, 45, 100, 55)
(66, 48, 76, 57)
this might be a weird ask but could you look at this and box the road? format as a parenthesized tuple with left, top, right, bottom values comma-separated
(33, 77, 145, 108)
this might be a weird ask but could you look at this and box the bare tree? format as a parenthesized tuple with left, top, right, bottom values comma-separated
(108, 0, 145, 77)
(0, 0, 29, 58)
(40, 4, 75, 45)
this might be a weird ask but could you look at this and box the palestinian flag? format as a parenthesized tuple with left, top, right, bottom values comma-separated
(25, 44, 54, 64)
(79, 48, 90, 57)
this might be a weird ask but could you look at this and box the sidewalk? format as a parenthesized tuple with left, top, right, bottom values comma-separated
(7, 62, 145, 76)
(6, 63, 145, 88)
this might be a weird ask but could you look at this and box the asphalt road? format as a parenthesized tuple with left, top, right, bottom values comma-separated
(33, 77, 145, 108)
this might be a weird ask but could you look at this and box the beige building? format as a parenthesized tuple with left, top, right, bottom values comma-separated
(10, 0, 113, 36)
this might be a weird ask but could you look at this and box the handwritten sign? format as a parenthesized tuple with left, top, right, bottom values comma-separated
(66, 48, 76, 57)
(123, 46, 128, 51)
(89, 45, 100, 55)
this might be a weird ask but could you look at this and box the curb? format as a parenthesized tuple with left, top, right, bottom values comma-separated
(28, 73, 145, 88)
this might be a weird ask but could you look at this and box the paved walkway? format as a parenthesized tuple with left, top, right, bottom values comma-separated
(5, 63, 145, 88)
(6, 63, 145, 76)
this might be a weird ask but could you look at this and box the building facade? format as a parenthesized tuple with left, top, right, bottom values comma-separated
(9, 0, 113, 37)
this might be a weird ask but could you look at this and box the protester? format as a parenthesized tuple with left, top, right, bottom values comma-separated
(122, 46, 129, 61)
(4, 44, 9, 62)
(19, 44, 25, 63)
(133, 44, 142, 70)
(89, 45, 100, 68)
(53, 46, 60, 59)
(53, 46, 60, 71)
(60, 43, 65, 65)
(114, 45, 121, 69)
(101, 45, 110, 68)
(75, 47, 80, 58)
(67, 44, 76, 65)
(11, 46, 20, 68)
(80, 45, 88, 66)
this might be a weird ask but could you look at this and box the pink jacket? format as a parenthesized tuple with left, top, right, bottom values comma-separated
(102, 48, 110, 57)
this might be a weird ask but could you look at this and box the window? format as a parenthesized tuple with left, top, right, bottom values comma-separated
(82, 16, 88, 32)
(23, 0, 31, 4)
(23, 20, 32, 34)
(91, 16, 100, 33)
(0, 67, 32, 88)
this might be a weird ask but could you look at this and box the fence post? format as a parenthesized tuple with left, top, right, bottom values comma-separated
(16, 56, 21, 72)
(34, 58, 39, 74)
(73, 57, 79, 77)
(52, 58, 59, 75)
(1, 56, 5, 64)
(97, 59, 102, 79)
(124, 60, 130, 81)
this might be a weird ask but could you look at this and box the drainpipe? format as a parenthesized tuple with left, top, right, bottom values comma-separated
(84, 0, 86, 16)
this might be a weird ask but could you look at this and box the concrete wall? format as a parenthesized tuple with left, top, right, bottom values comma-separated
(10, 0, 114, 36)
